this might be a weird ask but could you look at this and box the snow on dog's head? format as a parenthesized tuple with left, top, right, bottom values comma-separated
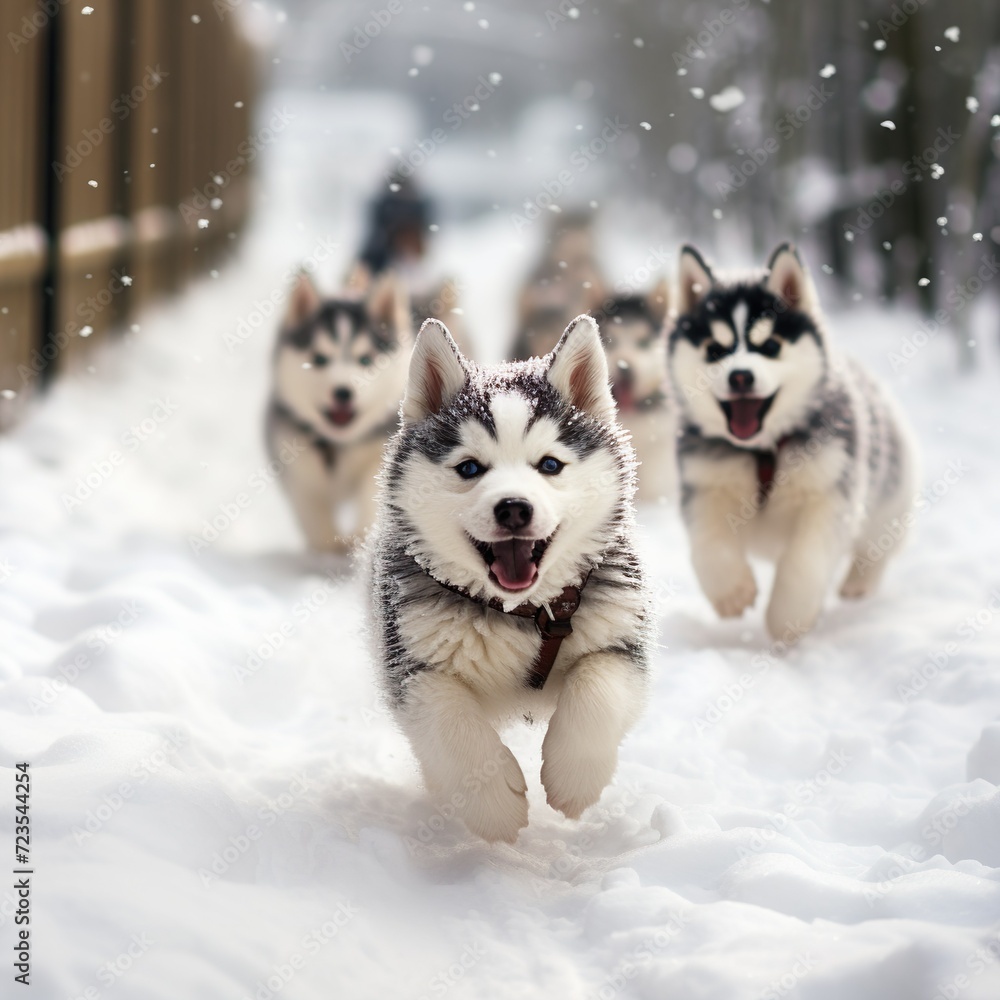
(668, 243, 828, 447)
(384, 315, 635, 608)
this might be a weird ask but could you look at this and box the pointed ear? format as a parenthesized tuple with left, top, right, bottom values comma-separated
(678, 245, 714, 314)
(286, 272, 321, 328)
(546, 314, 615, 422)
(646, 275, 671, 329)
(402, 319, 466, 423)
(765, 243, 819, 314)
(367, 273, 411, 339)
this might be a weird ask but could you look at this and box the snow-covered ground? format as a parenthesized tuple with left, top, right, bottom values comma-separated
(2, 88, 1000, 999)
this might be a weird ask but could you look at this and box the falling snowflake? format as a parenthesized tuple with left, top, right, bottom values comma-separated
(1, 389, 16, 400)
(973, 233, 983, 242)
(709, 86, 745, 112)
(690, 87, 705, 99)
(966, 96, 980, 113)
(936, 216, 948, 226)
(930, 164, 945, 179)
(874, 39, 886, 50)
(944, 26, 960, 42)
(640, 121, 651, 130)
(88, 179, 98, 187)
(82, 5, 93, 13)
(918, 278, 930, 286)
(819, 64, 836, 78)
(197, 219, 209, 229)
(80, 325, 94, 337)
(880, 120, 896, 130)
(121, 274, 132, 286)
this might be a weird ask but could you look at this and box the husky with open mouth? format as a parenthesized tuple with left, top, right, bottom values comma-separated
(668, 243, 918, 640)
(368, 315, 652, 843)
(266, 272, 411, 552)
(597, 282, 676, 503)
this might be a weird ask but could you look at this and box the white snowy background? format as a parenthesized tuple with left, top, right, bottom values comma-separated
(2, 11, 1000, 999)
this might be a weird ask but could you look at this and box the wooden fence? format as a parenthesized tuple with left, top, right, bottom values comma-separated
(0, 0, 259, 427)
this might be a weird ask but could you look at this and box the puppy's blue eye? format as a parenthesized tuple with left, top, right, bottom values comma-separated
(538, 456, 564, 475)
(456, 459, 484, 479)
(311, 353, 330, 368)
(758, 338, 781, 358)
(358, 355, 373, 367)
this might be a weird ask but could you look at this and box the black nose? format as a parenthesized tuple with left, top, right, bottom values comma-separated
(728, 369, 754, 393)
(494, 498, 533, 531)
(333, 386, 353, 404)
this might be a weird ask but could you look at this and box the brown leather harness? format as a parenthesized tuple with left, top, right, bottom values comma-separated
(434, 574, 590, 690)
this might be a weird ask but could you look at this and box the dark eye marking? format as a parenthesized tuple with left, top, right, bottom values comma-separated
(455, 459, 486, 479)
(756, 337, 781, 358)
(311, 353, 330, 368)
(705, 341, 729, 363)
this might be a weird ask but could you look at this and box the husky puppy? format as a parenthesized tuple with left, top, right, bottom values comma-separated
(597, 283, 676, 503)
(668, 243, 917, 640)
(267, 273, 411, 552)
(368, 315, 652, 843)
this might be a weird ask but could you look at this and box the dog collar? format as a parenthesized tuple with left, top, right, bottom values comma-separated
(432, 572, 591, 690)
(754, 434, 796, 504)
(273, 400, 396, 469)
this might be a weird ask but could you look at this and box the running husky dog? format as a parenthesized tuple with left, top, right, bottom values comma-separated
(267, 272, 411, 552)
(668, 243, 917, 640)
(368, 315, 652, 843)
(597, 283, 676, 503)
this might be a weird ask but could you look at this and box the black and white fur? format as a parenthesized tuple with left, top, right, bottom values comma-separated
(267, 273, 411, 552)
(596, 283, 676, 503)
(368, 315, 652, 843)
(669, 243, 918, 640)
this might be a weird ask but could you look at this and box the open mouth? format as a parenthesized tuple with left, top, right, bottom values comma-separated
(611, 374, 635, 412)
(719, 393, 777, 441)
(470, 534, 553, 592)
(324, 404, 356, 428)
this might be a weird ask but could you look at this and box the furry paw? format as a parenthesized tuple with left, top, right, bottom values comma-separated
(540, 736, 617, 820)
(839, 559, 879, 599)
(765, 590, 821, 642)
(458, 746, 529, 844)
(706, 567, 758, 619)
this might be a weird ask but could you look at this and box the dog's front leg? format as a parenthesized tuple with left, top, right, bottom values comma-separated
(541, 652, 646, 819)
(280, 446, 344, 552)
(398, 672, 528, 844)
(685, 486, 757, 618)
(765, 497, 850, 640)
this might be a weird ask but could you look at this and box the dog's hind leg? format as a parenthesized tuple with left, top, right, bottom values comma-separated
(398, 672, 528, 844)
(541, 652, 647, 820)
(280, 445, 345, 552)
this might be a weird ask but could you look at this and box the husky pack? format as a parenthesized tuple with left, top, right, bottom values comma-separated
(368, 315, 652, 843)
(266, 272, 411, 552)
(668, 243, 918, 639)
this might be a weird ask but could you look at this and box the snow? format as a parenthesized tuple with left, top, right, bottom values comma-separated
(2, 88, 1000, 999)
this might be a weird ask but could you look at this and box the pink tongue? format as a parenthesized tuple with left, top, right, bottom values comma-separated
(490, 539, 538, 591)
(727, 398, 765, 440)
(612, 379, 635, 412)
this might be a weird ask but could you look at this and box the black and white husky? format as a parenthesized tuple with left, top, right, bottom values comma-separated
(266, 273, 411, 552)
(368, 315, 652, 843)
(596, 284, 676, 503)
(668, 243, 918, 640)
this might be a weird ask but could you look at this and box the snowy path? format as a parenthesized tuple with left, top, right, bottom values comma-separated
(1, 90, 1000, 999)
